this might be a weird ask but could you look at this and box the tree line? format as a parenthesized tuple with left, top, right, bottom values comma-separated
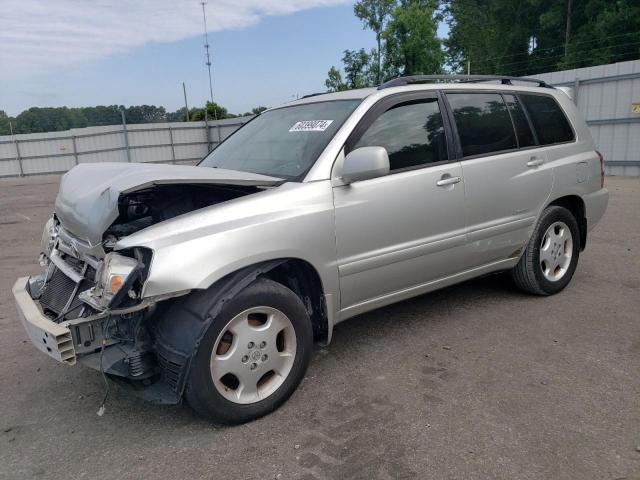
(325, 0, 640, 91)
(0, 103, 267, 136)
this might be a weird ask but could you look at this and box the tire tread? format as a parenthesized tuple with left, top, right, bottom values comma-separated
(511, 206, 579, 296)
(184, 277, 312, 424)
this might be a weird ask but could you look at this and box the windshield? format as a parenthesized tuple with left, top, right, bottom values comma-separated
(200, 100, 361, 180)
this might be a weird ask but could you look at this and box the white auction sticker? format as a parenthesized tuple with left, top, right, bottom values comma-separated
(289, 120, 333, 132)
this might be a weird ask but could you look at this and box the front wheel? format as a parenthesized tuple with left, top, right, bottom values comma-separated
(511, 206, 580, 295)
(185, 278, 313, 424)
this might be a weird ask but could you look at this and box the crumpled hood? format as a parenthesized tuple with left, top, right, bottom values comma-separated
(54, 162, 282, 246)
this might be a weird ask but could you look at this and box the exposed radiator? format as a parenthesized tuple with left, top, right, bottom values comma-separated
(39, 267, 76, 315)
(39, 266, 95, 320)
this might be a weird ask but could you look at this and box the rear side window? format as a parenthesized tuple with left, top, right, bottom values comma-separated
(353, 98, 447, 170)
(503, 94, 536, 148)
(519, 94, 574, 145)
(447, 93, 517, 157)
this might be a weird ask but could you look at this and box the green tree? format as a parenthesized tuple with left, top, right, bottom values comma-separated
(14, 107, 88, 133)
(558, 0, 640, 70)
(444, 0, 640, 76)
(353, 0, 397, 83)
(82, 105, 123, 126)
(239, 106, 268, 117)
(342, 48, 377, 88)
(123, 105, 167, 124)
(325, 66, 348, 92)
(0, 111, 16, 136)
(324, 49, 379, 92)
(326, 0, 445, 88)
(167, 107, 189, 122)
(190, 101, 230, 121)
(383, 0, 444, 77)
(445, 0, 541, 75)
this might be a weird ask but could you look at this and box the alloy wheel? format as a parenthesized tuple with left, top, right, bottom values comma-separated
(210, 306, 297, 404)
(539, 221, 573, 282)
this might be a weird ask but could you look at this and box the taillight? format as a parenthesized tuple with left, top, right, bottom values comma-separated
(596, 150, 604, 188)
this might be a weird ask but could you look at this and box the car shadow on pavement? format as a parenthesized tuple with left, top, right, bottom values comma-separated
(96, 271, 522, 428)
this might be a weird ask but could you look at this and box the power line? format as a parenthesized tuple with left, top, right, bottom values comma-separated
(503, 48, 640, 76)
(480, 31, 640, 63)
(473, 39, 640, 70)
(462, 31, 640, 66)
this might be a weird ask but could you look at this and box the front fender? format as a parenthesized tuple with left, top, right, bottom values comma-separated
(116, 180, 339, 313)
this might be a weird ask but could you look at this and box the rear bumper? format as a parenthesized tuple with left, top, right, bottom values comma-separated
(12, 277, 76, 365)
(583, 188, 609, 231)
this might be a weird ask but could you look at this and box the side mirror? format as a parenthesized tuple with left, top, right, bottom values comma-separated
(341, 146, 390, 184)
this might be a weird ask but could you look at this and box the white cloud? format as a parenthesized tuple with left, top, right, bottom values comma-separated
(0, 0, 348, 75)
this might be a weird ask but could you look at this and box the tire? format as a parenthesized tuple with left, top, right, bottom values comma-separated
(185, 277, 313, 424)
(511, 205, 580, 296)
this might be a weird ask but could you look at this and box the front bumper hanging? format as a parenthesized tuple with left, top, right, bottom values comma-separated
(13, 276, 76, 365)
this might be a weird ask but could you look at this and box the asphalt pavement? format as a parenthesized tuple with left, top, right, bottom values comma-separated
(1, 175, 638, 480)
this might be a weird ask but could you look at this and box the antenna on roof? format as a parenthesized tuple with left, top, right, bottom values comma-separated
(200, 2, 216, 119)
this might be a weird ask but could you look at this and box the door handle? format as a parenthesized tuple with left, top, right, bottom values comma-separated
(527, 157, 544, 168)
(436, 176, 461, 187)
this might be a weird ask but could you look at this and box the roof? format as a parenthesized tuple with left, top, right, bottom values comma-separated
(270, 88, 377, 110)
(268, 76, 561, 112)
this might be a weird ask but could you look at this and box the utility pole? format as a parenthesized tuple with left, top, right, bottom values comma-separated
(201, 1, 217, 120)
(564, 0, 573, 59)
(183, 82, 190, 121)
(467, 59, 471, 75)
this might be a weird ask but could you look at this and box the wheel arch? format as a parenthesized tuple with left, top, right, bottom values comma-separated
(260, 258, 330, 345)
(153, 258, 330, 400)
(546, 195, 587, 251)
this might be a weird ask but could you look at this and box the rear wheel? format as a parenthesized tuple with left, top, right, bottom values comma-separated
(185, 278, 313, 424)
(511, 206, 580, 295)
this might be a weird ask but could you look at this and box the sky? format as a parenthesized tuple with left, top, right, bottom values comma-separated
(0, 1, 448, 117)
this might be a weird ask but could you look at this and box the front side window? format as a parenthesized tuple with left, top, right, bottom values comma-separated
(447, 93, 517, 157)
(520, 94, 574, 145)
(200, 100, 361, 180)
(353, 98, 447, 170)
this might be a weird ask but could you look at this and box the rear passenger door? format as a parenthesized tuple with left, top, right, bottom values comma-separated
(444, 91, 553, 266)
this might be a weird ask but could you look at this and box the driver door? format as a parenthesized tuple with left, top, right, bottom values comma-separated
(332, 92, 468, 316)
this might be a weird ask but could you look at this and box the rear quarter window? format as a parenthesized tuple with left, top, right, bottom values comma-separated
(519, 94, 574, 145)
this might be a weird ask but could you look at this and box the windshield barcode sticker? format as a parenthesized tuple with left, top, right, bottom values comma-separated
(289, 120, 333, 132)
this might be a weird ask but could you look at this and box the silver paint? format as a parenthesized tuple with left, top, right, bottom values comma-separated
(17, 82, 610, 348)
(54, 162, 282, 246)
(340, 146, 390, 184)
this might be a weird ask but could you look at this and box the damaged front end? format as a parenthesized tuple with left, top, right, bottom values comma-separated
(14, 162, 282, 404)
(18, 216, 187, 402)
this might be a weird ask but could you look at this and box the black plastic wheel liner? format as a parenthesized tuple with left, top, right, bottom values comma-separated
(153, 260, 286, 400)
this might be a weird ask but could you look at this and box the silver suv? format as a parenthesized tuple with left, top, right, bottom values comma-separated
(13, 75, 609, 423)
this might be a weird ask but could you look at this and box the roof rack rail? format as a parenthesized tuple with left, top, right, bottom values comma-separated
(300, 92, 325, 99)
(378, 75, 551, 90)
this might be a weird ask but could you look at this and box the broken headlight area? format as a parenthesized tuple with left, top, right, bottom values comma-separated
(40, 216, 57, 259)
(26, 214, 187, 400)
(79, 248, 151, 311)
